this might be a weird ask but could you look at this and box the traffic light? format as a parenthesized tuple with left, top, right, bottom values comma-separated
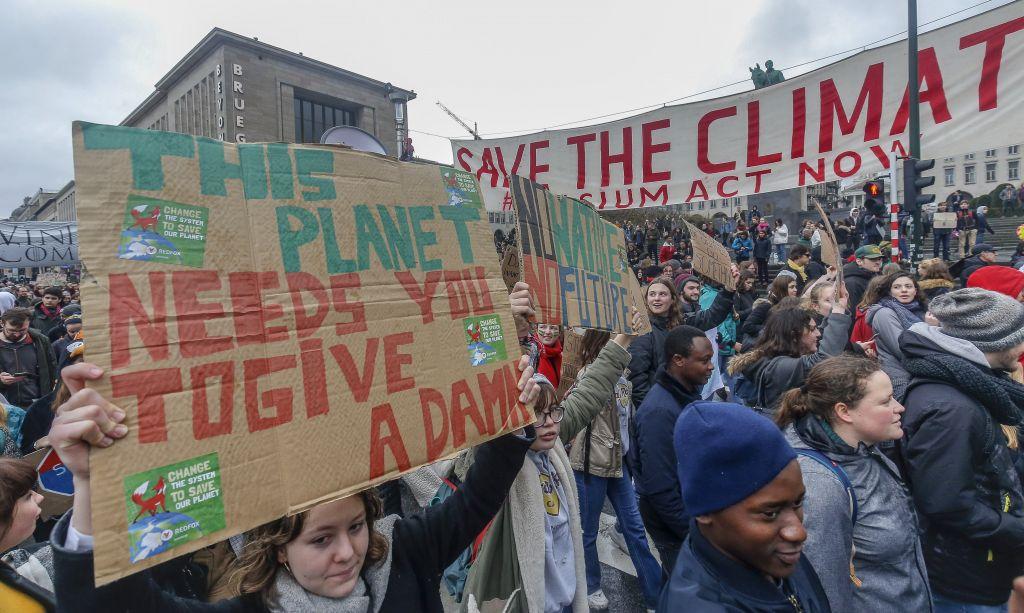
(863, 180, 886, 216)
(902, 157, 935, 213)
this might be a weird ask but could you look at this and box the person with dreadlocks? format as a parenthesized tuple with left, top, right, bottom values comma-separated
(900, 288, 1024, 611)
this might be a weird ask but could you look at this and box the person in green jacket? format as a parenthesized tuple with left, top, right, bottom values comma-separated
(461, 291, 643, 613)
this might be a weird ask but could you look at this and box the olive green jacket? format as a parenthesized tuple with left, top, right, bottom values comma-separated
(459, 340, 631, 613)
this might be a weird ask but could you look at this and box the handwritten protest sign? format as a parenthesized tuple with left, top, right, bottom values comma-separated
(500, 244, 521, 294)
(934, 212, 957, 229)
(72, 122, 525, 585)
(510, 175, 650, 335)
(811, 202, 844, 288)
(683, 221, 736, 291)
(555, 328, 584, 400)
(35, 272, 68, 288)
(812, 203, 841, 267)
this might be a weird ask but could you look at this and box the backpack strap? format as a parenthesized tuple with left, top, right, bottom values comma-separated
(795, 448, 858, 524)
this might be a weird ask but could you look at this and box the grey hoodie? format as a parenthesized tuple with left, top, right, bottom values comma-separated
(529, 450, 576, 613)
(786, 420, 932, 613)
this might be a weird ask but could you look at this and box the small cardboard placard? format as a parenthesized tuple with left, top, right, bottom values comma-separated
(35, 272, 68, 288)
(555, 328, 585, 400)
(73, 122, 525, 585)
(500, 244, 521, 294)
(812, 202, 844, 284)
(934, 212, 957, 229)
(509, 175, 650, 335)
(682, 221, 736, 291)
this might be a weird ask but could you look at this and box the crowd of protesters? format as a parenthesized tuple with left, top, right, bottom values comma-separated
(5, 195, 1024, 613)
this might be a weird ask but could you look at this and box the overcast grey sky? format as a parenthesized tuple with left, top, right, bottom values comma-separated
(0, 0, 1012, 217)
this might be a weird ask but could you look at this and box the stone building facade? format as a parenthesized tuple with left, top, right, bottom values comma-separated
(122, 28, 415, 157)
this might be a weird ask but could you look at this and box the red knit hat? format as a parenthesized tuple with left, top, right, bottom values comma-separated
(966, 266, 1024, 300)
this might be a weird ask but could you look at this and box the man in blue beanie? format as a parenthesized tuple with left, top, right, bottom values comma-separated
(659, 402, 830, 612)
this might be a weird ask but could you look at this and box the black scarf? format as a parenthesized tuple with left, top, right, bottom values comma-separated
(903, 351, 1024, 426)
(877, 297, 924, 330)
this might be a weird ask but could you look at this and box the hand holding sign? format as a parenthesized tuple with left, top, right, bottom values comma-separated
(509, 281, 536, 339)
(50, 362, 129, 537)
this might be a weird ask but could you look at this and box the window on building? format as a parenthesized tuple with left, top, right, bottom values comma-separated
(1010, 159, 1020, 181)
(698, 202, 705, 210)
(710, 200, 716, 208)
(986, 149, 997, 158)
(965, 153, 975, 160)
(293, 95, 357, 143)
(944, 156, 955, 163)
(986, 162, 998, 182)
(944, 167, 955, 186)
(1010, 145, 1020, 155)
(965, 165, 976, 184)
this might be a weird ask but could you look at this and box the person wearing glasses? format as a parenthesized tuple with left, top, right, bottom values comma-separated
(461, 307, 643, 613)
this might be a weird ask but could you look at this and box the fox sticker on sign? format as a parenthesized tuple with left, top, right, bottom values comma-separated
(72, 122, 525, 585)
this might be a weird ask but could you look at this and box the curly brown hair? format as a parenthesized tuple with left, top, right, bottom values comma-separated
(775, 356, 880, 428)
(233, 490, 389, 604)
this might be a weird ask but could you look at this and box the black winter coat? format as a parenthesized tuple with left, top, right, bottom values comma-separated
(732, 291, 756, 333)
(50, 433, 533, 613)
(900, 330, 1024, 606)
(30, 304, 62, 337)
(627, 291, 734, 407)
(657, 522, 831, 612)
(752, 237, 773, 259)
(841, 262, 877, 315)
(958, 256, 991, 286)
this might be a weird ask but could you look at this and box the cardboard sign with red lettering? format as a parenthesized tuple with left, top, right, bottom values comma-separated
(72, 122, 525, 585)
(509, 175, 650, 335)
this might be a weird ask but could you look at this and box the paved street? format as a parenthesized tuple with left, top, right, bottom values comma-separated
(593, 510, 655, 612)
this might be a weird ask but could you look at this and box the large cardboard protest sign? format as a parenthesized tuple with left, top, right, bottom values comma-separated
(72, 122, 526, 585)
(455, 4, 1024, 211)
(683, 221, 736, 291)
(509, 175, 650, 335)
(0, 222, 77, 267)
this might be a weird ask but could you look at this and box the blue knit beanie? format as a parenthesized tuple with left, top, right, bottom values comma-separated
(674, 401, 797, 517)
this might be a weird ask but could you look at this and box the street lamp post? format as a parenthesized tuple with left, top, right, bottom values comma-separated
(386, 84, 411, 160)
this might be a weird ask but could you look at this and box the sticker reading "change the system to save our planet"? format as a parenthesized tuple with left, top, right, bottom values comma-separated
(123, 452, 226, 563)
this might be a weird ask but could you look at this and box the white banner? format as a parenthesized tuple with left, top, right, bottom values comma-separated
(453, 2, 1024, 211)
(0, 221, 78, 267)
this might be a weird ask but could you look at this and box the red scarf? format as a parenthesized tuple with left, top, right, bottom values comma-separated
(39, 304, 61, 319)
(536, 338, 563, 389)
